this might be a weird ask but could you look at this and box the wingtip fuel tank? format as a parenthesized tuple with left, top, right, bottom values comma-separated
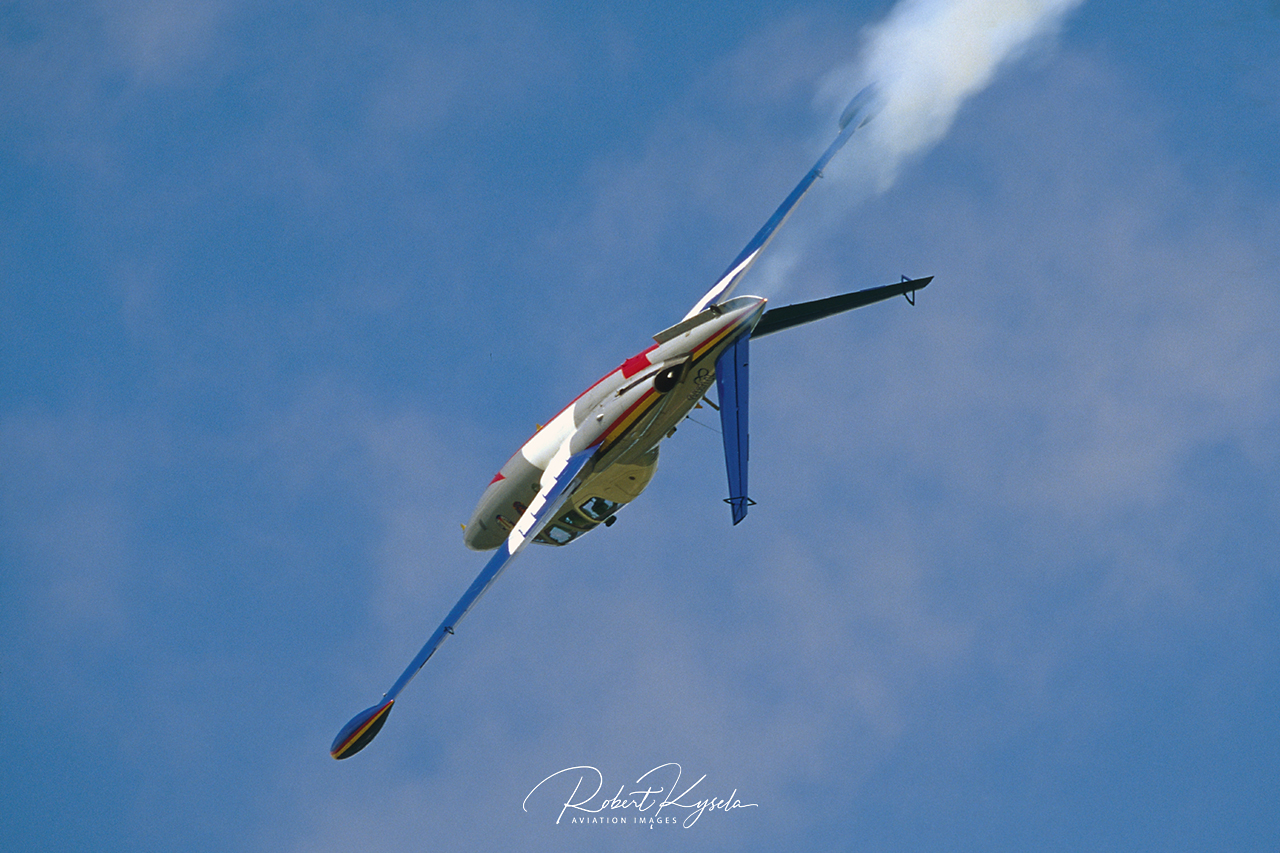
(838, 83, 881, 131)
(331, 698, 394, 760)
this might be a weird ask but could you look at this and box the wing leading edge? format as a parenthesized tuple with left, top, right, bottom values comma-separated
(682, 85, 881, 321)
(331, 443, 595, 759)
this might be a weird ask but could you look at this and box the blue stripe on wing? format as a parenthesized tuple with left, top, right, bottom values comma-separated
(384, 445, 594, 702)
(683, 84, 880, 320)
(332, 445, 594, 758)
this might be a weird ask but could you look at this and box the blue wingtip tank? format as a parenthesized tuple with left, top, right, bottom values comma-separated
(839, 83, 881, 131)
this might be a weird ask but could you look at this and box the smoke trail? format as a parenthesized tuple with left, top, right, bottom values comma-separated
(821, 0, 1086, 190)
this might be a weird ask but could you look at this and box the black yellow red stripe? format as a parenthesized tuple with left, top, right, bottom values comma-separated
(596, 312, 757, 452)
(330, 699, 395, 760)
(597, 387, 661, 449)
(690, 310, 754, 361)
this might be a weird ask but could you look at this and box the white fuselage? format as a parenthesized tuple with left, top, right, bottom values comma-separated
(463, 295, 766, 550)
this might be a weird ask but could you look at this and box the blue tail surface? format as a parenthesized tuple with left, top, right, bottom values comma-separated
(715, 333, 753, 525)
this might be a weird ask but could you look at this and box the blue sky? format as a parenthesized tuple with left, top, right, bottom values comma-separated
(3, 1, 1278, 850)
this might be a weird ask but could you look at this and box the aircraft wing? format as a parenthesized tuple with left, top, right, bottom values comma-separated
(682, 85, 880, 320)
(751, 276, 933, 338)
(330, 442, 595, 759)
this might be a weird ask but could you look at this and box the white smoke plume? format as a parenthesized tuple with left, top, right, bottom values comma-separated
(821, 0, 1086, 190)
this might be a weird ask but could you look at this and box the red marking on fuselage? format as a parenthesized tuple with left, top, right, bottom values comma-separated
(621, 344, 659, 378)
(489, 471, 506, 485)
(596, 310, 761, 450)
(492, 342, 663, 477)
(481, 321, 743, 487)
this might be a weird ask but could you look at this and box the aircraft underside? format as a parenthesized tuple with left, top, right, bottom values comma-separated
(331, 82, 934, 760)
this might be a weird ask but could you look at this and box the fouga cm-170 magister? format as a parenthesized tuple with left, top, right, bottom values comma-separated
(331, 85, 932, 759)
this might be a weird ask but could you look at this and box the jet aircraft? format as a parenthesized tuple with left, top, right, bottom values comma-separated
(332, 85, 931, 759)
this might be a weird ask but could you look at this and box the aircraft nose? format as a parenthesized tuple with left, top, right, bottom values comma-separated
(464, 453, 543, 551)
(464, 517, 504, 551)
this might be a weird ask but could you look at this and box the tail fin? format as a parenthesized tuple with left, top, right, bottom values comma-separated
(715, 333, 754, 525)
(711, 275, 932, 525)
